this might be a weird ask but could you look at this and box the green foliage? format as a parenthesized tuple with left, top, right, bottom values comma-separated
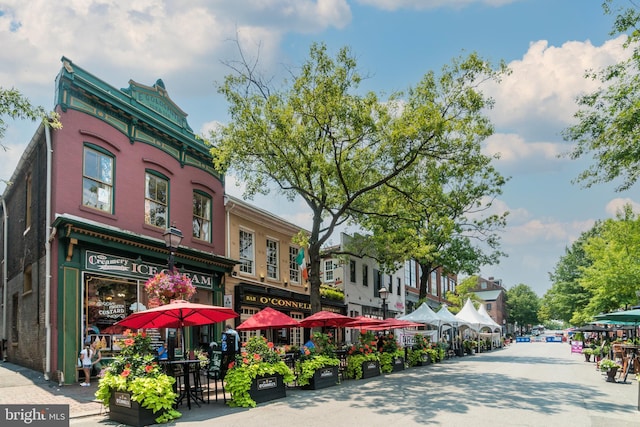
(320, 285, 344, 301)
(295, 355, 340, 386)
(295, 332, 340, 385)
(506, 284, 540, 329)
(540, 224, 602, 324)
(95, 330, 179, 423)
(210, 41, 507, 313)
(445, 276, 483, 312)
(225, 336, 295, 407)
(577, 205, 640, 317)
(345, 353, 379, 380)
(599, 358, 620, 371)
(0, 87, 62, 148)
(407, 348, 429, 367)
(562, 1, 640, 192)
(378, 350, 405, 373)
(346, 331, 379, 356)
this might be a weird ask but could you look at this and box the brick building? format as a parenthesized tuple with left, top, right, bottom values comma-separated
(0, 57, 235, 384)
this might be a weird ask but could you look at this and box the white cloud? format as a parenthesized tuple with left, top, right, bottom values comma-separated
(356, 0, 515, 11)
(485, 37, 628, 141)
(605, 198, 640, 217)
(484, 133, 563, 165)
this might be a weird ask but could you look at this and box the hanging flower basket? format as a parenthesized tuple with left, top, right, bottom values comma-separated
(144, 272, 196, 304)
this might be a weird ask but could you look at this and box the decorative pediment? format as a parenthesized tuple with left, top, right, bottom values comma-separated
(124, 79, 193, 131)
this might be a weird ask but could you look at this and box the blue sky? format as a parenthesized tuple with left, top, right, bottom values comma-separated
(1, 0, 636, 297)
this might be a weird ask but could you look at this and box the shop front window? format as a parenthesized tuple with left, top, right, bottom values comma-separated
(84, 275, 144, 350)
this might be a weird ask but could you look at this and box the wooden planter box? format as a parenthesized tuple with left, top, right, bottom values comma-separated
(109, 391, 161, 427)
(361, 360, 380, 379)
(391, 357, 405, 372)
(303, 366, 339, 390)
(249, 373, 287, 404)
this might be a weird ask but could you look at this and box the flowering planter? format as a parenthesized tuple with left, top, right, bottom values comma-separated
(249, 373, 287, 404)
(416, 353, 431, 367)
(361, 360, 380, 379)
(391, 357, 405, 372)
(109, 391, 161, 427)
(303, 366, 339, 390)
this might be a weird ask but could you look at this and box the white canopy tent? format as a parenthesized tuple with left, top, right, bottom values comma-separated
(437, 305, 472, 356)
(399, 302, 442, 327)
(398, 302, 441, 343)
(455, 298, 493, 332)
(477, 304, 503, 348)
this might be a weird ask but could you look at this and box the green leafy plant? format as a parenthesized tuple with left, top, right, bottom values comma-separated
(376, 333, 404, 373)
(95, 330, 181, 424)
(345, 331, 380, 379)
(224, 336, 294, 408)
(296, 354, 340, 386)
(407, 348, 430, 367)
(599, 358, 620, 372)
(296, 332, 340, 386)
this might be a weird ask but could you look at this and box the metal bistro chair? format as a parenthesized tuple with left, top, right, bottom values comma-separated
(206, 350, 226, 402)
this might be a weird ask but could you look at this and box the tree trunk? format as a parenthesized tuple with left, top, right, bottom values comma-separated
(308, 240, 322, 314)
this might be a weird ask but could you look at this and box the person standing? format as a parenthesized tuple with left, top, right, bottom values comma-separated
(79, 340, 102, 386)
(221, 324, 239, 378)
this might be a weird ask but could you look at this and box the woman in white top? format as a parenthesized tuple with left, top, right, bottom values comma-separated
(79, 341, 101, 386)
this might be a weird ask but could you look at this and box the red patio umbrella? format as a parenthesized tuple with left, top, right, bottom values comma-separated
(116, 299, 239, 330)
(299, 311, 354, 328)
(344, 316, 385, 330)
(236, 307, 301, 331)
(367, 318, 423, 331)
(115, 299, 239, 352)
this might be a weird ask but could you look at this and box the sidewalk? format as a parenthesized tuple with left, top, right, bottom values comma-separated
(0, 361, 104, 419)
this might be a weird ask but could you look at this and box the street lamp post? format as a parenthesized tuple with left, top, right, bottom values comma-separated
(379, 286, 389, 319)
(163, 225, 183, 272)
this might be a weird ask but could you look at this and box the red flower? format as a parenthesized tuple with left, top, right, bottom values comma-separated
(228, 361, 235, 369)
(144, 365, 153, 373)
(121, 369, 131, 378)
(124, 338, 134, 346)
(267, 342, 274, 348)
(253, 353, 261, 361)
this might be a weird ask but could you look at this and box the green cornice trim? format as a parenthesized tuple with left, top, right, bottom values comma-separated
(55, 56, 224, 184)
(52, 215, 239, 272)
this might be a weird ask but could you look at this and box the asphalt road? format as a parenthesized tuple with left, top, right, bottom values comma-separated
(63, 340, 639, 427)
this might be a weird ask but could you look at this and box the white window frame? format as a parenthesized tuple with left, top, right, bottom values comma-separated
(144, 172, 168, 228)
(239, 229, 255, 275)
(289, 246, 300, 283)
(83, 146, 114, 213)
(324, 260, 334, 282)
(266, 238, 279, 280)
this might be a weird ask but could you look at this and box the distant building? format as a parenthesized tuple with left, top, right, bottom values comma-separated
(472, 276, 507, 332)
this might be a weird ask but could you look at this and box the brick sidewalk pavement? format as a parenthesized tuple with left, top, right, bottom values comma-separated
(0, 361, 104, 419)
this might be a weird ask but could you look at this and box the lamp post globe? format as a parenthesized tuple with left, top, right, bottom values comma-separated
(163, 225, 183, 272)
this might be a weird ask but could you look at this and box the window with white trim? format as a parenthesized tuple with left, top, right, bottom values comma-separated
(289, 246, 300, 283)
(324, 260, 334, 282)
(144, 172, 168, 227)
(266, 238, 279, 279)
(192, 191, 211, 242)
(239, 229, 254, 274)
(83, 146, 114, 213)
